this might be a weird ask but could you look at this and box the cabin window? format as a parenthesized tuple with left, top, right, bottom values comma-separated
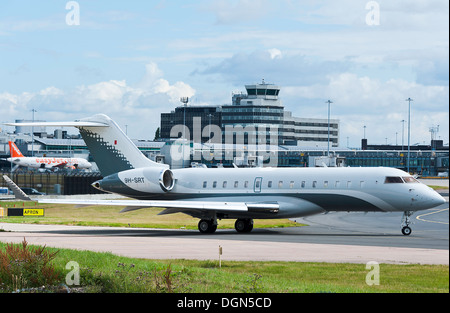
(268, 181, 272, 188)
(312, 181, 317, 188)
(290, 181, 294, 189)
(324, 181, 328, 188)
(360, 181, 365, 188)
(335, 181, 340, 188)
(403, 177, 419, 183)
(278, 181, 283, 188)
(223, 181, 227, 188)
(203, 181, 207, 188)
(384, 176, 403, 184)
(347, 181, 352, 188)
(234, 181, 239, 188)
(301, 181, 306, 188)
(213, 181, 217, 188)
(244, 181, 249, 188)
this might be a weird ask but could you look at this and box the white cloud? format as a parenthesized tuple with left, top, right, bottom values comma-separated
(0, 63, 196, 139)
(283, 72, 449, 146)
(268, 48, 282, 60)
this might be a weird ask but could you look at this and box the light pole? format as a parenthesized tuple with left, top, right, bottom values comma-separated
(207, 113, 213, 143)
(31, 108, 37, 157)
(406, 97, 413, 173)
(401, 120, 405, 151)
(326, 100, 332, 156)
(180, 97, 189, 168)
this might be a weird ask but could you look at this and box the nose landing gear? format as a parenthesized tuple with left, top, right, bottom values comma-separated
(401, 211, 413, 236)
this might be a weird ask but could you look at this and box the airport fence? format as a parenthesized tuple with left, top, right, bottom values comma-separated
(0, 170, 105, 195)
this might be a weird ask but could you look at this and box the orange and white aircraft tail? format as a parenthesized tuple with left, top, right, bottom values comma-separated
(9, 141, 24, 158)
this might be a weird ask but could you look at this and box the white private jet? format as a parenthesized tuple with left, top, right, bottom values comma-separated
(6, 114, 446, 235)
(5, 141, 92, 171)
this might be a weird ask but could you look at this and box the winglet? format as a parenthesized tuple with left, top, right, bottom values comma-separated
(2, 175, 32, 201)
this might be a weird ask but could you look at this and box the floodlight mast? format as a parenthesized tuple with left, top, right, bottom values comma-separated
(180, 97, 189, 168)
(326, 100, 333, 157)
(406, 97, 413, 173)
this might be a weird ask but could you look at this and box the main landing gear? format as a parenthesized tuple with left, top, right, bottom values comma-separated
(198, 219, 217, 234)
(401, 211, 413, 236)
(197, 218, 254, 234)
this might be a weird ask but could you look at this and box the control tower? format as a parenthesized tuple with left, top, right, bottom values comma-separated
(232, 80, 282, 107)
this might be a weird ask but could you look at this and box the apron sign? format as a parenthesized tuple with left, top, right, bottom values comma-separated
(24, 208, 45, 216)
(7, 208, 45, 217)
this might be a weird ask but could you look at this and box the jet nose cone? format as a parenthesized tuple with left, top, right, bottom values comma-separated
(433, 192, 447, 206)
(424, 189, 447, 208)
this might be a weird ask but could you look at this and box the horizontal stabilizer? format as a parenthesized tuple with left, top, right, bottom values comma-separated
(4, 121, 107, 127)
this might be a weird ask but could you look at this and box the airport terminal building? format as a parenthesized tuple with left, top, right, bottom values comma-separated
(160, 82, 339, 147)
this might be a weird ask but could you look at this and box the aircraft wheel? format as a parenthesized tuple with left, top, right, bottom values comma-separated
(401, 226, 412, 236)
(198, 219, 216, 234)
(235, 219, 253, 233)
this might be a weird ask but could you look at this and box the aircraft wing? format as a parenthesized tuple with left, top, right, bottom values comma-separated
(52, 162, 69, 169)
(37, 198, 279, 214)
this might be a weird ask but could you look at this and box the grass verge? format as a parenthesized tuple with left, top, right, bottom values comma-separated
(0, 239, 448, 293)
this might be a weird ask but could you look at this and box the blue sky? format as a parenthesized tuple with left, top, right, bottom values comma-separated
(0, 0, 448, 147)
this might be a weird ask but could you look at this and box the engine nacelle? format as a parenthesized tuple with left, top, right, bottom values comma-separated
(94, 167, 175, 195)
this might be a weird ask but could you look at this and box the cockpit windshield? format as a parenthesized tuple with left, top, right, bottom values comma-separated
(384, 176, 404, 183)
(384, 176, 420, 184)
(402, 176, 420, 183)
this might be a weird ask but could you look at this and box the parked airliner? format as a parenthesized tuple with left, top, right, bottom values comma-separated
(6, 114, 446, 235)
(5, 141, 91, 171)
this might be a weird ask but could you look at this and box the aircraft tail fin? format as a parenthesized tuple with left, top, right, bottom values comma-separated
(76, 114, 167, 176)
(8, 141, 24, 158)
(5, 114, 167, 176)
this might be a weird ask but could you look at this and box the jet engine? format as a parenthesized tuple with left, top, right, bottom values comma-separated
(93, 166, 175, 195)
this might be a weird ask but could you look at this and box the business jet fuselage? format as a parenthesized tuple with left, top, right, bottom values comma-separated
(93, 165, 445, 234)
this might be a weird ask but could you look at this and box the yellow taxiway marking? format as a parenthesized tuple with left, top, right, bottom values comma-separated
(416, 208, 449, 225)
